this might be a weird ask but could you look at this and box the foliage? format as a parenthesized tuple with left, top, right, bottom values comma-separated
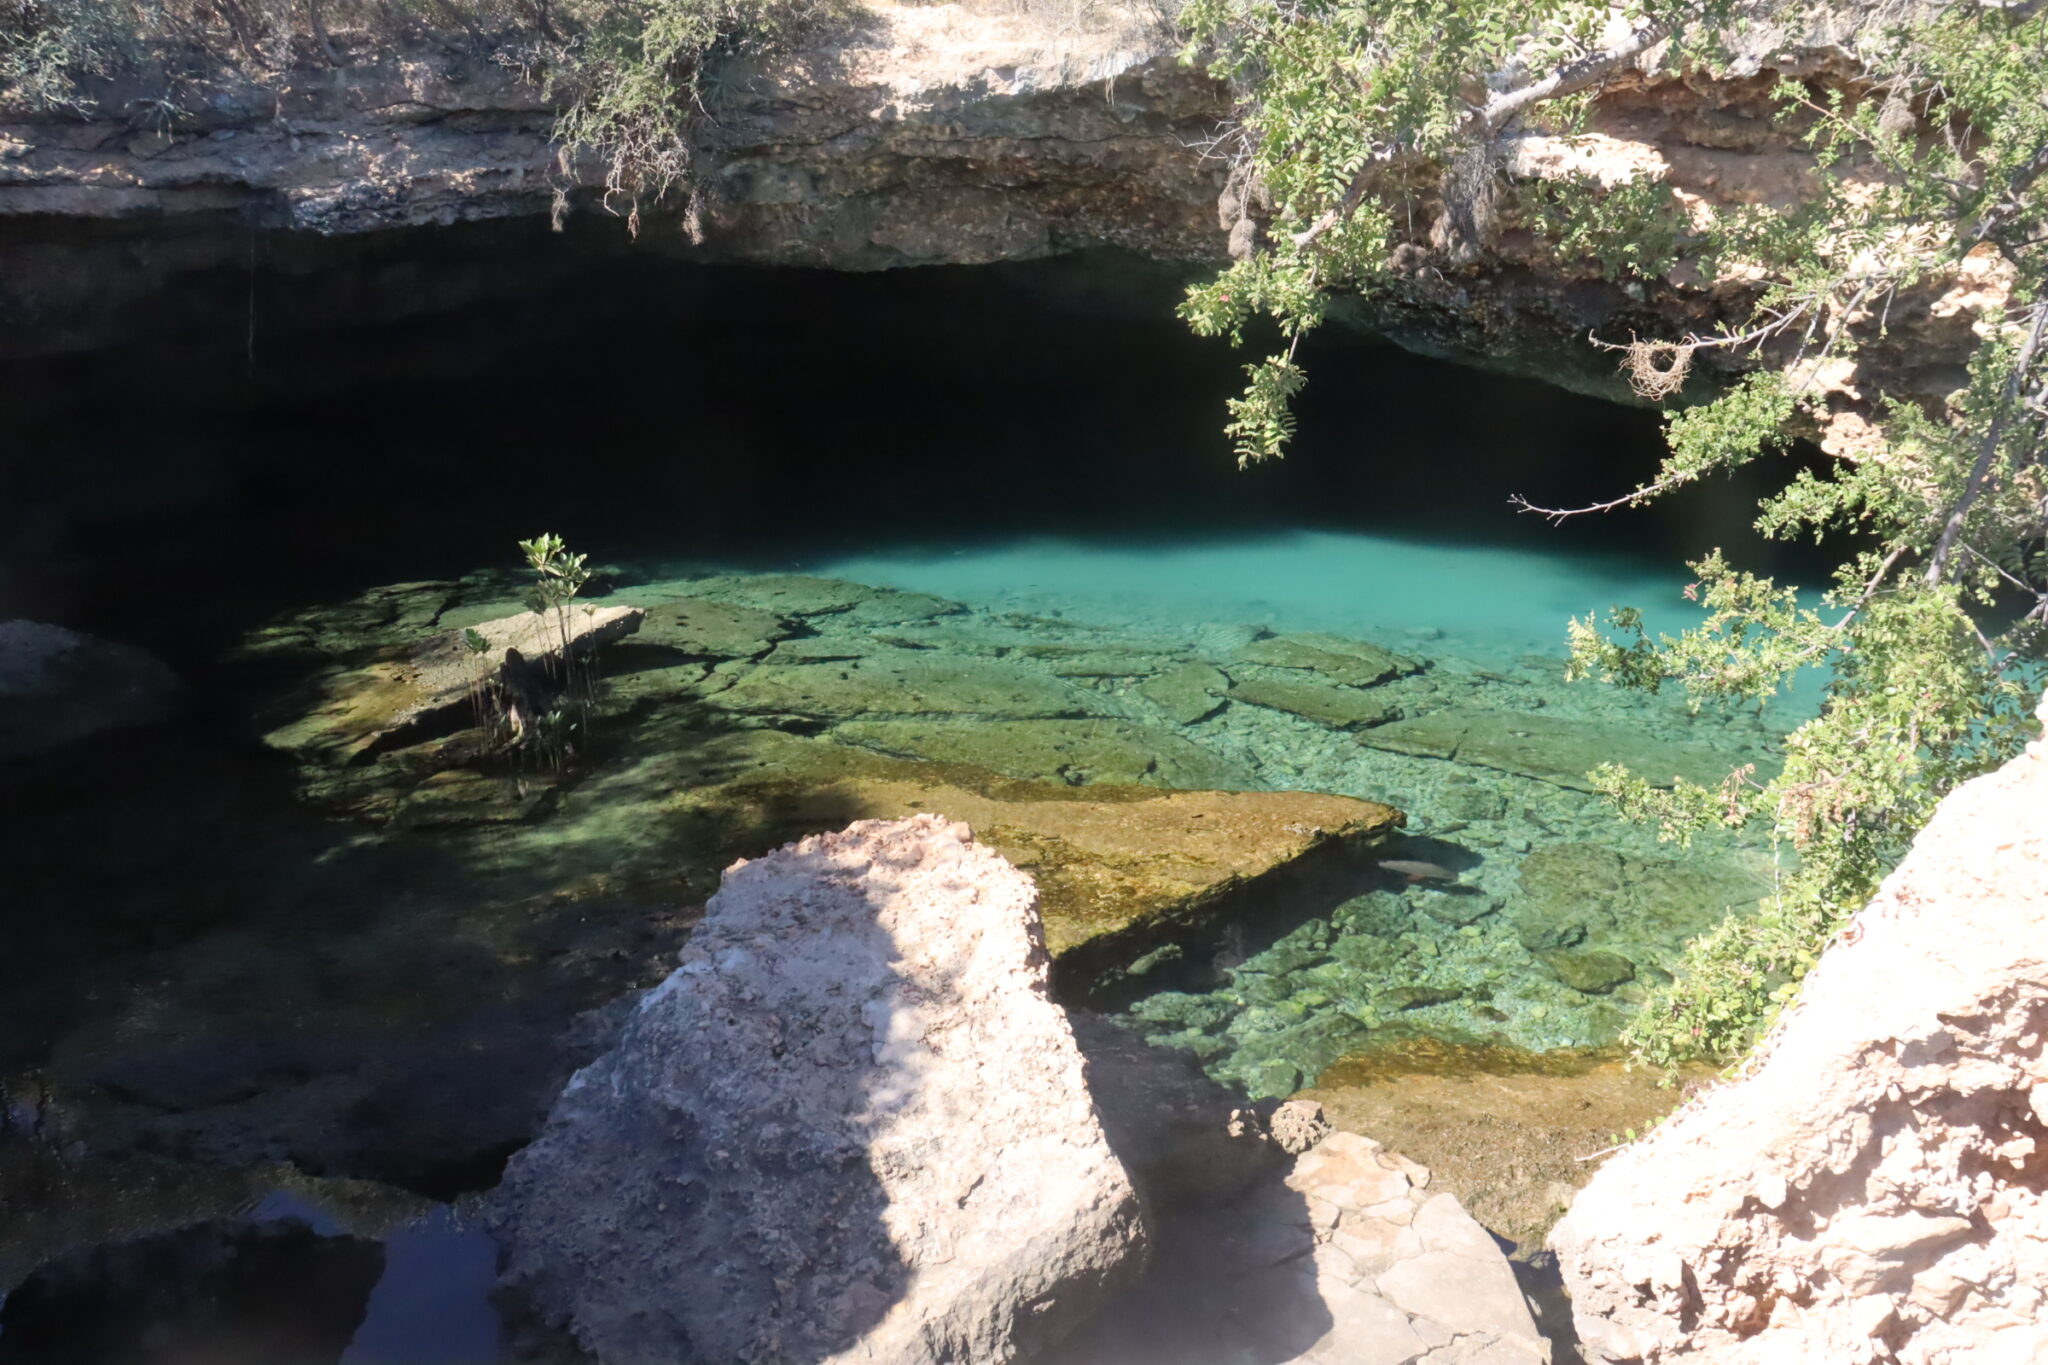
(1183, 0, 2048, 1063)
(474, 532, 597, 766)
(519, 530, 593, 673)
(542, 0, 842, 235)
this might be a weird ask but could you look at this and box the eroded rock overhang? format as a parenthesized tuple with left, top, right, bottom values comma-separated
(0, 0, 1991, 422)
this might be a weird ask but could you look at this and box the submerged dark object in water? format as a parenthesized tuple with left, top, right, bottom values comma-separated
(1379, 858, 1459, 885)
(494, 646, 558, 742)
(0, 1218, 383, 1365)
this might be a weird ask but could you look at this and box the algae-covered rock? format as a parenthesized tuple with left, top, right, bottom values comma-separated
(1535, 949, 1637, 995)
(673, 573, 963, 624)
(662, 573, 878, 616)
(1376, 984, 1468, 1011)
(716, 652, 1103, 721)
(596, 728, 1399, 994)
(1041, 651, 1182, 679)
(1238, 632, 1421, 687)
(1228, 676, 1400, 731)
(832, 717, 1254, 788)
(1418, 892, 1499, 927)
(761, 637, 871, 664)
(1512, 842, 1771, 973)
(1361, 706, 1749, 791)
(628, 596, 789, 659)
(1137, 662, 1231, 726)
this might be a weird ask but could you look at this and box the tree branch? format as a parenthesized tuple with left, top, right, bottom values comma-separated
(1476, 18, 1675, 135)
(1927, 297, 2048, 583)
(1292, 15, 1676, 249)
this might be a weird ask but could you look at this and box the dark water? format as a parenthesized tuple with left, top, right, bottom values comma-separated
(0, 227, 1830, 1360)
(3, 225, 1825, 667)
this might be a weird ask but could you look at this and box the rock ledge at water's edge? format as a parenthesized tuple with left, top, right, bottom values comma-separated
(1552, 689, 2048, 1365)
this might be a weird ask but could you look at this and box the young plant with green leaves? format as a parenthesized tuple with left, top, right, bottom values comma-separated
(1179, 0, 2048, 1063)
(519, 530, 593, 676)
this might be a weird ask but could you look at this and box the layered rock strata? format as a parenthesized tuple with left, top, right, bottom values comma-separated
(0, 0, 2000, 433)
(490, 815, 1147, 1365)
(1551, 691, 2048, 1364)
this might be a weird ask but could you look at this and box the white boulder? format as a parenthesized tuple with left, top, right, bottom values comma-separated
(490, 814, 1146, 1365)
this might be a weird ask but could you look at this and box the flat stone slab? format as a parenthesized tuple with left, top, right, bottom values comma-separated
(832, 717, 1254, 789)
(611, 729, 1399, 985)
(716, 651, 1105, 721)
(669, 574, 963, 624)
(261, 605, 643, 764)
(1043, 1123, 1547, 1365)
(1359, 706, 1742, 791)
(1232, 677, 1401, 731)
(1239, 633, 1422, 688)
(1138, 663, 1231, 726)
(624, 596, 789, 659)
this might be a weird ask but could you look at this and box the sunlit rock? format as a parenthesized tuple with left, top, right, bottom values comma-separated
(490, 815, 1147, 1365)
(1044, 1125, 1548, 1365)
(1552, 694, 2048, 1364)
(260, 603, 642, 765)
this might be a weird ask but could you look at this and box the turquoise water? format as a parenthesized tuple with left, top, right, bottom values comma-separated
(812, 528, 1824, 707)
(0, 246, 1837, 1360)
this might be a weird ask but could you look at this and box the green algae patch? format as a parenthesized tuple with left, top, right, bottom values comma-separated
(716, 653, 1105, 721)
(1359, 706, 1755, 791)
(1229, 676, 1401, 731)
(1237, 632, 1421, 687)
(831, 717, 1255, 789)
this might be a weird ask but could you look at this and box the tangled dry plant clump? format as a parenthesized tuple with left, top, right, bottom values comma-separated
(1611, 335, 1695, 401)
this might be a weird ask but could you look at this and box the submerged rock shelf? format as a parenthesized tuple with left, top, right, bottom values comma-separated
(252, 561, 1785, 1094)
(0, 554, 1789, 1360)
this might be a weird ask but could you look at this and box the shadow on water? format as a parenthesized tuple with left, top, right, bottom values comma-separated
(0, 796, 1337, 1365)
(0, 1216, 385, 1365)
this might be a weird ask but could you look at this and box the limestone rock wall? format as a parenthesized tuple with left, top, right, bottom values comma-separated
(1550, 692, 2048, 1365)
(0, 0, 2001, 423)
